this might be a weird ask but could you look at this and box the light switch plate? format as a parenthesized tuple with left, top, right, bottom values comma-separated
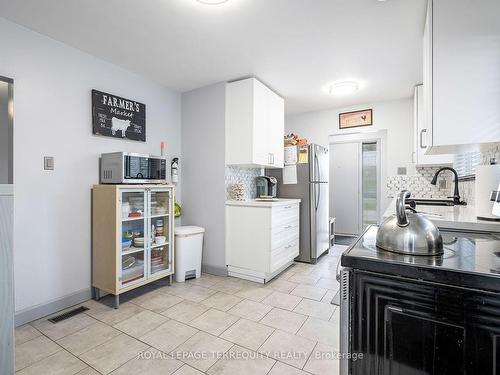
(44, 156, 54, 170)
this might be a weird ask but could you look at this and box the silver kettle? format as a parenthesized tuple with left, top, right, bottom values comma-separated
(376, 190, 444, 255)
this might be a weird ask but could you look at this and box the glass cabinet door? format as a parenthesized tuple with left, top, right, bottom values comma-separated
(149, 189, 172, 276)
(120, 190, 147, 287)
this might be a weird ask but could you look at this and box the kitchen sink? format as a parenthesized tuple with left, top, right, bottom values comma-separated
(407, 198, 455, 207)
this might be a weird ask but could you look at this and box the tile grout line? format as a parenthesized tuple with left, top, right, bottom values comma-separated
(19, 269, 340, 374)
(302, 340, 319, 372)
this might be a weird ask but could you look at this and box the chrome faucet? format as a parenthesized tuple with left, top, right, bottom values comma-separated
(430, 167, 466, 205)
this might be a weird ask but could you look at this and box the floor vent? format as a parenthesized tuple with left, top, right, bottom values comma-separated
(48, 306, 89, 323)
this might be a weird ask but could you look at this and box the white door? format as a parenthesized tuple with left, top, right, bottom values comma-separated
(330, 142, 360, 235)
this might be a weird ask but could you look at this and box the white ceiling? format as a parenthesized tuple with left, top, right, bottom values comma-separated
(0, 0, 426, 114)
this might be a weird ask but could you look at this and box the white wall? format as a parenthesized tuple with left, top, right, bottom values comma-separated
(181, 83, 227, 276)
(286, 98, 414, 215)
(286, 98, 413, 176)
(0, 19, 182, 315)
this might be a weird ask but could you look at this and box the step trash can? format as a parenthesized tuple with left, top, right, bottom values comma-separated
(174, 226, 205, 282)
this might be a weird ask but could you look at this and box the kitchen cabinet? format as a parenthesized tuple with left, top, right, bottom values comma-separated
(92, 184, 174, 307)
(350, 270, 500, 375)
(225, 199, 300, 283)
(423, 0, 500, 154)
(226, 78, 284, 168)
(413, 84, 453, 166)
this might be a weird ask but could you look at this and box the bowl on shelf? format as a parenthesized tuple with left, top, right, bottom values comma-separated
(155, 236, 167, 245)
(123, 232, 133, 240)
(122, 239, 132, 250)
(134, 237, 145, 247)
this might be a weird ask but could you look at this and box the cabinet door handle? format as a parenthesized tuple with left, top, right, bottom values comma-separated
(284, 205, 292, 209)
(419, 129, 427, 149)
(284, 225, 292, 229)
(269, 153, 274, 165)
(285, 244, 293, 249)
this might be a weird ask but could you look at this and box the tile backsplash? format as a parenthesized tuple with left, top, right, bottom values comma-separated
(387, 144, 500, 205)
(225, 166, 262, 200)
(387, 167, 453, 199)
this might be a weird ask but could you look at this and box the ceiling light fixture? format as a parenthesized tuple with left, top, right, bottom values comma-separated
(328, 81, 359, 96)
(196, 0, 229, 4)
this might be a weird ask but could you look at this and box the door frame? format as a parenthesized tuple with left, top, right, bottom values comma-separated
(0, 75, 14, 375)
(329, 130, 387, 234)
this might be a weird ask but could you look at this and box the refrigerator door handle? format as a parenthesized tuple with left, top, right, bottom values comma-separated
(314, 152, 320, 182)
(314, 183, 320, 211)
(317, 183, 320, 211)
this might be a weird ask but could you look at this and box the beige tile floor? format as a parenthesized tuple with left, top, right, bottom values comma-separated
(14, 245, 347, 375)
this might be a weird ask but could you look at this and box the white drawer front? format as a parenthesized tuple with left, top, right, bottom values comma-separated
(271, 204, 299, 229)
(270, 238, 299, 273)
(271, 221, 299, 250)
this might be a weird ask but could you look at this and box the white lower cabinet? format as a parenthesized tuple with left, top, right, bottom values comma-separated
(226, 199, 300, 283)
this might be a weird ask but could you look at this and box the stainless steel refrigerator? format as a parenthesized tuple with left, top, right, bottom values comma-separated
(267, 144, 329, 263)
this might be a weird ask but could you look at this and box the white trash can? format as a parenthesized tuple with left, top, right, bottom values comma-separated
(174, 226, 205, 282)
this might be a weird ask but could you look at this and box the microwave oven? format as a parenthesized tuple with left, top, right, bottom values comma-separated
(100, 152, 167, 184)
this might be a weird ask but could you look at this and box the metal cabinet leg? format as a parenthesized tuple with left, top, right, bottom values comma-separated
(114, 294, 119, 309)
(168, 275, 173, 286)
(95, 287, 100, 301)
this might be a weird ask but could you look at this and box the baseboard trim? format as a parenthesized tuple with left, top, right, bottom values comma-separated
(15, 288, 91, 327)
(201, 264, 228, 277)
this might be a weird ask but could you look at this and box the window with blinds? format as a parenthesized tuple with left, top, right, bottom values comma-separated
(454, 152, 481, 178)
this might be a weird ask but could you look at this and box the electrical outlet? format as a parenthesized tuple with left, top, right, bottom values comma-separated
(397, 167, 407, 175)
(44, 156, 54, 170)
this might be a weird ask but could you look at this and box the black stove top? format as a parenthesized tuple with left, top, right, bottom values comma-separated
(341, 225, 500, 292)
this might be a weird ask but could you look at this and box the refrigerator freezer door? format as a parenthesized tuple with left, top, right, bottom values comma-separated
(311, 182, 330, 259)
(311, 144, 329, 183)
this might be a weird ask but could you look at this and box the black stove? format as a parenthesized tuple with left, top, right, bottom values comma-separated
(341, 225, 500, 292)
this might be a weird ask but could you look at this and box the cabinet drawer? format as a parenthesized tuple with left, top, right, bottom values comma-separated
(271, 204, 299, 228)
(271, 221, 299, 250)
(270, 238, 299, 273)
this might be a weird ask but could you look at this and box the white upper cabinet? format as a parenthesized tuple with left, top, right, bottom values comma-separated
(226, 78, 284, 168)
(413, 84, 453, 166)
(423, 0, 500, 155)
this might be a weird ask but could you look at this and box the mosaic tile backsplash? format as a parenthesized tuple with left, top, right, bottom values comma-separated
(225, 166, 262, 200)
(387, 144, 500, 205)
(387, 167, 454, 199)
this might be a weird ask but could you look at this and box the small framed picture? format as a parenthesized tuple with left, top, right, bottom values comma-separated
(339, 109, 372, 129)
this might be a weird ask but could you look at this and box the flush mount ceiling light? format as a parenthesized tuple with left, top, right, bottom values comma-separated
(328, 81, 360, 96)
(196, 0, 229, 4)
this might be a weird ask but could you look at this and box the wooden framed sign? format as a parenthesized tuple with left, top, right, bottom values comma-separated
(92, 89, 146, 142)
(339, 109, 372, 129)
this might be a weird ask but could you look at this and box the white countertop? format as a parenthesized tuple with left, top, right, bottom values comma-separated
(383, 198, 500, 232)
(226, 198, 301, 207)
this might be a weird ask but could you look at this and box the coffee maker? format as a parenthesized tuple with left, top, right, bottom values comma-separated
(256, 176, 278, 198)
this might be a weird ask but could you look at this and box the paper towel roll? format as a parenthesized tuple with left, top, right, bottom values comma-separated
(475, 165, 500, 220)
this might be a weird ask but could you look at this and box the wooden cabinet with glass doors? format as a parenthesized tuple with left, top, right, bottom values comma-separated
(92, 184, 174, 308)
